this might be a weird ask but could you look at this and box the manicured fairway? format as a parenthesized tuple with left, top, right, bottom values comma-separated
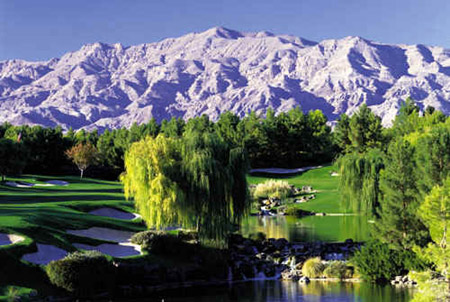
(0, 175, 144, 258)
(247, 165, 348, 213)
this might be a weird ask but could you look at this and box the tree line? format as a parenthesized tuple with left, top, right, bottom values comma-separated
(0, 107, 335, 180)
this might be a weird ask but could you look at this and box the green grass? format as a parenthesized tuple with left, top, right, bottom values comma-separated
(0, 286, 33, 301)
(0, 175, 144, 251)
(0, 175, 147, 297)
(247, 165, 349, 213)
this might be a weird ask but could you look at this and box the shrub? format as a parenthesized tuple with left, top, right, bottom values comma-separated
(131, 231, 190, 255)
(253, 180, 293, 200)
(351, 240, 410, 282)
(302, 257, 325, 278)
(248, 232, 266, 242)
(46, 251, 115, 296)
(177, 230, 199, 242)
(323, 261, 353, 279)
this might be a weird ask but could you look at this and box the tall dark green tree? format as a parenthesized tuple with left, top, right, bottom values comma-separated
(375, 138, 429, 249)
(0, 138, 27, 181)
(416, 124, 450, 195)
(391, 97, 420, 137)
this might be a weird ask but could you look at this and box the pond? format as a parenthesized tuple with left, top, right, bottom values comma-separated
(150, 280, 414, 301)
(241, 215, 372, 243)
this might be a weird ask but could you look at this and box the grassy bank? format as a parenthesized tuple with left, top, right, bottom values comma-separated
(247, 165, 347, 214)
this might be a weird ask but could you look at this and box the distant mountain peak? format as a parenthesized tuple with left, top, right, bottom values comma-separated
(0, 27, 449, 131)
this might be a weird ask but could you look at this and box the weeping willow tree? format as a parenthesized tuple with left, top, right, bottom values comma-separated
(121, 131, 249, 245)
(336, 148, 385, 214)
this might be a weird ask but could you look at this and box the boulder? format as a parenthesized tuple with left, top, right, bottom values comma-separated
(299, 276, 310, 283)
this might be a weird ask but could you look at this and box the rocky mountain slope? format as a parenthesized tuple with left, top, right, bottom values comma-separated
(1, 27, 449, 130)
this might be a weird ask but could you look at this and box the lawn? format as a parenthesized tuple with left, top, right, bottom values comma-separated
(0, 175, 144, 251)
(0, 175, 146, 298)
(247, 165, 349, 214)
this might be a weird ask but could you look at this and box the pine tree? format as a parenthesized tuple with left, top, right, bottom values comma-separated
(416, 124, 450, 195)
(375, 138, 428, 249)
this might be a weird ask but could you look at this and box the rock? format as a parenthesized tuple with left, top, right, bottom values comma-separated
(299, 276, 310, 283)
(281, 269, 301, 281)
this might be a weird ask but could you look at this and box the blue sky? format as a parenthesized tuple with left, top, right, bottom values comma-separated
(1, 0, 449, 61)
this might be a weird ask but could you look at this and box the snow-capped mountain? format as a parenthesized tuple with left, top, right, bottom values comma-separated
(1, 27, 449, 130)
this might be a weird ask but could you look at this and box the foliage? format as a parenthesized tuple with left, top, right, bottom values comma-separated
(4, 125, 71, 174)
(248, 232, 267, 242)
(46, 251, 115, 296)
(413, 177, 450, 299)
(323, 261, 353, 279)
(375, 138, 429, 249)
(415, 124, 450, 195)
(0, 138, 27, 181)
(121, 132, 250, 244)
(351, 240, 422, 282)
(336, 148, 384, 214)
(409, 270, 448, 302)
(66, 143, 99, 178)
(335, 104, 384, 153)
(131, 231, 191, 254)
(252, 179, 293, 199)
(302, 257, 325, 278)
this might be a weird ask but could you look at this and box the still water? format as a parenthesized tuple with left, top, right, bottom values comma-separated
(150, 280, 413, 301)
(139, 216, 412, 301)
(241, 215, 371, 242)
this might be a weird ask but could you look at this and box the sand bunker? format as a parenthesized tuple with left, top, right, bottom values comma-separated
(22, 244, 68, 265)
(250, 166, 322, 175)
(67, 227, 136, 243)
(74, 242, 141, 258)
(5, 181, 34, 188)
(89, 208, 140, 220)
(331, 172, 339, 176)
(67, 227, 141, 257)
(0, 233, 25, 246)
(45, 180, 69, 186)
(4, 181, 55, 188)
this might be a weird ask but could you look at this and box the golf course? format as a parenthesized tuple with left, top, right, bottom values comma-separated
(0, 166, 360, 300)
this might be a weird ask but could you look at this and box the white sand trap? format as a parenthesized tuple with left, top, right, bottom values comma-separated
(66, 227, 135, 243)
(331, 172, 339, 176)
(22, 244, 68, 265)
(34, 183, 55, 187)
(89, 208, 140, 220)
(5, 181, 34, 188)
(0, 233, 25, 246)
(45, 180, 69, 186)
(74, 242, 141, 258)
(250, 166, 322, 174)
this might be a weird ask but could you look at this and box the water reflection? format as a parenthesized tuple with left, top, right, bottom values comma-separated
(241, 215, 371, 242)
(151, 280, 413, 301)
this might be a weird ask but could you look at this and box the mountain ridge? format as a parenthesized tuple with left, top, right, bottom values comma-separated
(1, 27, 449, 130)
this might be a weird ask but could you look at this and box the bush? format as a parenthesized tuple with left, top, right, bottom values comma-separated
(248, 232, 266, 242)
(302, 257, 325, 278)
(253, 180, 293, 200)
(323, 261, 353, 279)
(46, 251, 115, 296)
(177, 230, 199, 242)
(351, 240, 411, 282)
(131, 231, 190, 255)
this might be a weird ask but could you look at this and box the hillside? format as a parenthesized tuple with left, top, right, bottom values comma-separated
(1, 27, 449, 130)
